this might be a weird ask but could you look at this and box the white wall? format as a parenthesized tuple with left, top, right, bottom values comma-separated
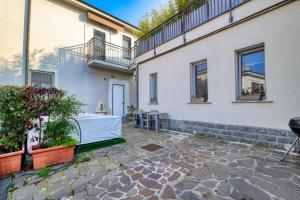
(0, 0, 26, 85)
(138, 1, 300, 130)
(0, 0, 136, 114)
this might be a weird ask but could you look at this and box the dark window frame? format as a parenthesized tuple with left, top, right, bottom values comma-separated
(190, 60, 208, 103)
(237, 45, 266, 101)
(122, 35, 132, 59)
(30, 70, 55, 88)
(149, 73, 158, 104)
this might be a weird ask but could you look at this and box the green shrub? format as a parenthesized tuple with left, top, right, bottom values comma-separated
(0, 86, 82, 154)
(23, 87, 82, 148)
(0, 86, 30, 153)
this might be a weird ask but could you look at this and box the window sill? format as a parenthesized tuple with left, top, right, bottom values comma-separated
(188, 102, 212, 104)
(232, 100, 274, 104)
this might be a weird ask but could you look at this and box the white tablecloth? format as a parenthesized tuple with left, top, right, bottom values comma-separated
(73, 113, 122, 145)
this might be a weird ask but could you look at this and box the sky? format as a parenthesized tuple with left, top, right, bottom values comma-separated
(84, 0, 168, 27)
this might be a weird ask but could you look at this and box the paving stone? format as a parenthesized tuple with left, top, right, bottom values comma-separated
(174, 180, 198, 191)
(203, 180, 217, 189)
(255, 166, 292, 178)
(64, 166, 79, 180)
(47, 181, 71, 200)
(120, 175, 131, 185)
(13, 184, 38, 200)
(131, 173, 143, 181)
(139, 178, 162, 190)
(107, 191, 123, 198)
(119, 182, 136, 193)
(161, 185, 176, 199)
(74, 177, 89, 193)
(167, 171, 181, 182)
(228, 178, 271, 200)
(33, 191, 46, 200)
(139, 188, 155, 197)
(215, 181, 231, 197)
(107, 183, 122, 192)
(86, 186, 105, 196)
(180, 191, 202, 200)
(148, 173, 161, 180)
(97, 178, 109, 189)
(48, 172, 64, 184)
(71, 191, 87, 200)
(236, 159, 254, 169)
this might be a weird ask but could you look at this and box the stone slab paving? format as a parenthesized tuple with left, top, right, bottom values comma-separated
(9, 125, 300, 200)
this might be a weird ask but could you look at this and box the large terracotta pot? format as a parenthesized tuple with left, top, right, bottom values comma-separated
(0, 144, 24, 177)
(30, 145, 75, 170)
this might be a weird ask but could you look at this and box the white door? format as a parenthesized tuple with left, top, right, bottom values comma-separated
(112, 84, 124, 116)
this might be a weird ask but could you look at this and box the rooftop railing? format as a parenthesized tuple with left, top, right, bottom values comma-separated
(135, 0, 249, 57)
(86, 38, 135, 68)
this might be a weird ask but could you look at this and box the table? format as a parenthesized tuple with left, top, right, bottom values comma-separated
(146, 112, 168, 132)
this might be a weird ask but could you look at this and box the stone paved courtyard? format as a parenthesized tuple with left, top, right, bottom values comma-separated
(9, 125, 300, 200)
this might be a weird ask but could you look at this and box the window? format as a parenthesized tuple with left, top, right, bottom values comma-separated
(238, 47, 265, 101)
(94, 30, 106, 60)
(30, 70, 54, 88)
(191, 61, 208, 103)
(123, 35, 131, 59)
(150, 73, 158, 104)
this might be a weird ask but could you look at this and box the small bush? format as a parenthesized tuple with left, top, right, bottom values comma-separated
(0, 86, 30, 153)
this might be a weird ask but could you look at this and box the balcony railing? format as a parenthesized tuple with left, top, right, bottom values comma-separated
(135, 0, 248, 56)
(86, 38, 135, 68)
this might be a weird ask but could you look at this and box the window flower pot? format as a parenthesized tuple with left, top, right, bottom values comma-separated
(0, 144, 24, 177)
(240, 94, 261, 101)
(30, 145, 75, 170)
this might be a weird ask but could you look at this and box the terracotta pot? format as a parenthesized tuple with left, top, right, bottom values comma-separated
(30, 145, 75, 170)
(0, 144, 24, 177)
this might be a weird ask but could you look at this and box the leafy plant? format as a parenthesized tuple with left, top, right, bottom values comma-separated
(0, 86, 30, 153)
(137, 0, 204, 36)
(126, 105, 136, 118)
(23, 87, 82, 148)
(38, 167, 50, 178)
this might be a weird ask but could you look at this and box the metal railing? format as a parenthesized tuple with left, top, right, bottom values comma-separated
(135, 0, 248, 56)
(86, 38, 135, 68)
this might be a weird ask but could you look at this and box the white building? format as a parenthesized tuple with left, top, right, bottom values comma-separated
(0, 0, 138, 116)
(135, 0, 300, 149)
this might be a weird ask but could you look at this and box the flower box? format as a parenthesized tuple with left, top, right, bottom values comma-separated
(30, 145, 75, 170)
(0, 144, 24, 177)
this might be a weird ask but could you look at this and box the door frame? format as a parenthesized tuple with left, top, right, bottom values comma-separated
(112, 84, 125, 116)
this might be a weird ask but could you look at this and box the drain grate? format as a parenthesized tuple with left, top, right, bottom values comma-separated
(141, 144, 163, 152)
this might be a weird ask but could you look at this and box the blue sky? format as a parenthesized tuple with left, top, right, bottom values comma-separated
(84, 0, 168, 27)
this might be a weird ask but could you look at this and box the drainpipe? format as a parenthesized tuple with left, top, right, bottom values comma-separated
(136, 64, 139, 110)
(24, 0, 31, 86)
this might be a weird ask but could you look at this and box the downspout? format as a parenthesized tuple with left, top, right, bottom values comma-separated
(136, 64, 139, 110)
(24, 0, 31, 85)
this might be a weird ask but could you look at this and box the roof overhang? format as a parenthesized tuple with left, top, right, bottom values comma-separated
(63, 0, 140, 33)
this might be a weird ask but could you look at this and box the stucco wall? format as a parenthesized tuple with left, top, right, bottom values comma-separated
(0, 0, 26, 85)
(138, 1, 300, 130)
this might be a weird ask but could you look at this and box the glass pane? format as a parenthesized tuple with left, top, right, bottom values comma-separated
(194, 63, 208, 101)
(123, 36, 131, 59)
(241, 50, 265, 100)
(150, 74, 157, 101)
(31, 71, 53, 89)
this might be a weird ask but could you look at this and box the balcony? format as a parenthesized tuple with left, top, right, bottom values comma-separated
(135, 0, 248, 56)
(86, 38, 135, 73)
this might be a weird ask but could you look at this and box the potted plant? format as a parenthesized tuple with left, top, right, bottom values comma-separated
(25, 87, 82, 170)
(0, 86, 29, 177)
